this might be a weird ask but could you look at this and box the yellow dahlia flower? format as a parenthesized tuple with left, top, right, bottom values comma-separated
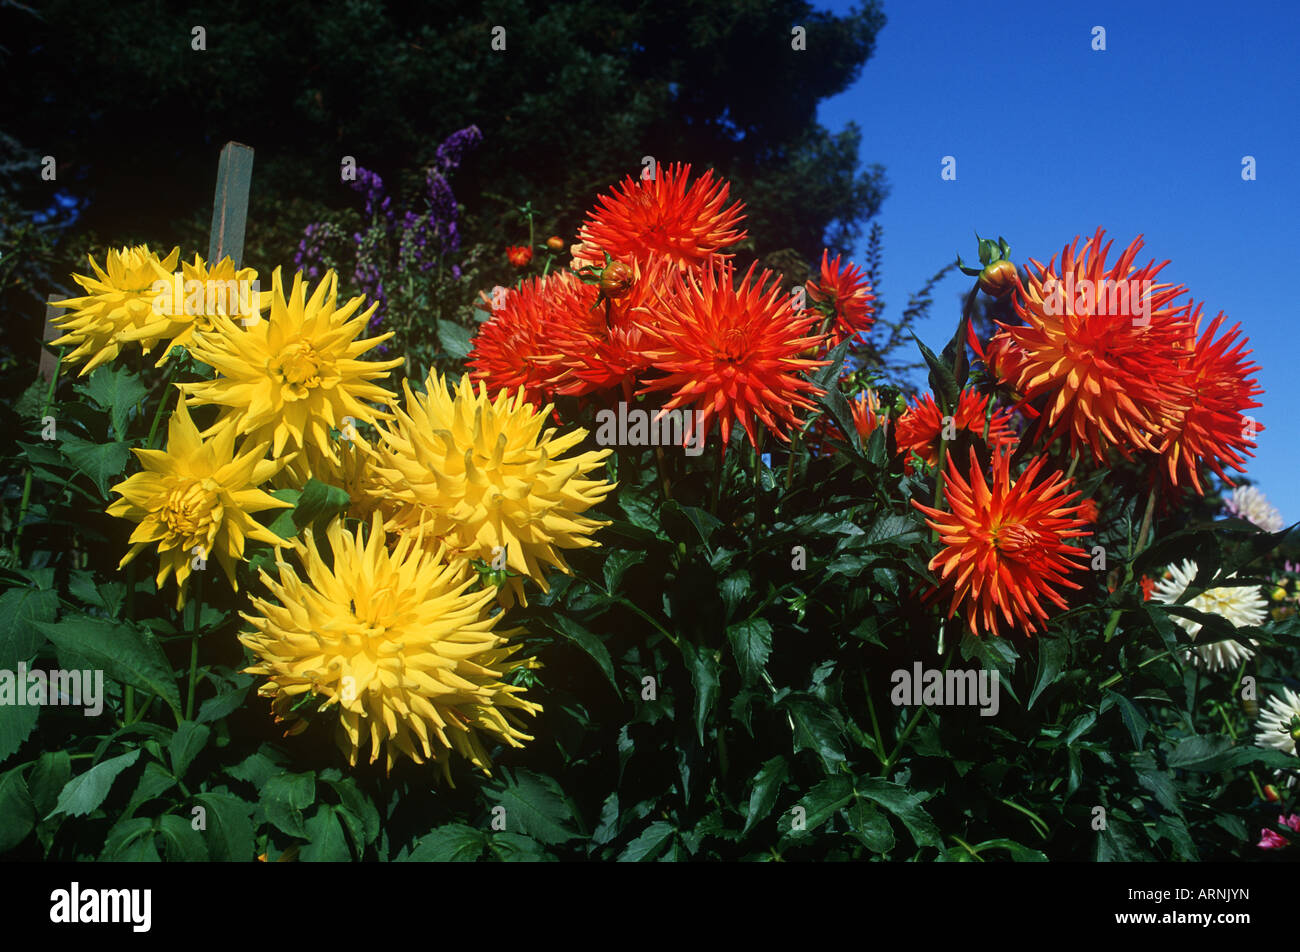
(177, 267, 402, 487)
(239, 512, 542, 777)
(117, 253, 267, 366)
(106, 396, 290, 609)
(367, 374, 615, 605)
(50, 244, 181, 375)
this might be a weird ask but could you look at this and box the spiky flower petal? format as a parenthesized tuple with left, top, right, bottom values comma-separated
(366, 374, 615, 604)
(106, 396, 289, 608)
(1224, 485, 1285, 533)
(807, 249, 875, 348)
(895, 389, 1017, 471)
(177, 268, 402, 486)
(997, 230, 1194, 463)
(1150, 559, 1267, 670)
(239, 512, 541, 777)
(913, 447, 1091, 637)
(50, 244, 181, 375)
(637, 262, 827, 453)
(570, 163, 746, 271)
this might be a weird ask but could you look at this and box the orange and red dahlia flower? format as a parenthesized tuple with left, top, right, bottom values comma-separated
(807, 249, 875, 348)
(894, 389, 1017, 471)
(570, 163, 746, 272)
(1153, 307, 1263, 494)
(998, 229, 1195, 463)
(467, 274, 592, 406)
(912, 447, 1092, 638)
(637, 262, 827, 453)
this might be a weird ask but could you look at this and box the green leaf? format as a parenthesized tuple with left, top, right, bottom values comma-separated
(168, 721, 210, 780)
(76, 365, 148, 442)
(782, 693, 846, 772)
(742, 756, 788, 836)
(266, 488, 302, 540)
(483, 768, 580, 845)
(0, 585, 57, 665)
(123, 760, 177, 818)
(260, 772, 315, 839)
(857, 779, 942, 850)
(438, 320, 474, 359)
(59, 435, 131, 498)
(727, 618, 772, 687)
(48, 750, 140, 819)
(300, 806, 352, 861)
(679, 641, 721, 745)
(1104, 691, 1149, 749)
(1063, 711, 1097, 746)
(910, 332, 959, 416)
(602, 549, 646, 594)
(1166, 734, 1236, 772)
(546, 614, 617, 692)
(660, 501, 722, 553)
(197, 684, 250, 723)
(194, 793, 255, 862)
(816, 382, 863, 456)
(158, 813, 209, 861)
(36, 615, 182, 718)
(843, 799, 894, 853)
(0, 694, 38, 765)
(406, 824, 486, 861)
(0, 768, 35, 853)
(67, 570, 125, 617)
(292, 478, 351, 532)
(101, 817, 158, 861)
(720, 570, 752, 621)
(789, 776, 854, 836)
(618, 821, 676, 861)
(324, 777, 380, 851)
(1028, 636, 1067, 710)
(28, 751, 71, 818)
(969, 838, 1048, 862)
(489, 831, 554, 861)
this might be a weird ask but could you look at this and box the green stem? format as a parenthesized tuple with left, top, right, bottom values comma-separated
(708, 441, 723, 516)
(146, 362, 182, 450)
(184, 569, 203, 722)
(862, 673, 888, 766)
(882, 644, 956, 772)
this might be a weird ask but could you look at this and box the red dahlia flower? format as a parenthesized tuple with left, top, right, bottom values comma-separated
(637, 262, 827, 453)
(806, 249, 875, 348)
(570, 163, 746, 272)
(1153, 307, 1263, 494)
(998, 229, 1195, 464)
(913, 447, 1092, 638)
(894, 389, 1016, 471)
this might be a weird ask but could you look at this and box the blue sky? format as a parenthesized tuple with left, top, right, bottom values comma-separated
(815, 0, 1300, 522)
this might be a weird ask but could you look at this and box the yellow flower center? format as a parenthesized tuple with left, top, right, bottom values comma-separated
(161, 479, 221, 546)
(270, 341, 323, 398)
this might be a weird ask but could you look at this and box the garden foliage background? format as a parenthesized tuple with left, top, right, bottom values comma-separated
(1, 0, 1298, 862)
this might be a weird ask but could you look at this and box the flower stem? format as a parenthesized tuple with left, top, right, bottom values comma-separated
(146, 362, 181, 450)
(184, 570, 204, 722)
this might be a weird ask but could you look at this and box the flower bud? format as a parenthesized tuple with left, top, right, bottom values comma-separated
(546, 235, 565, 251)
(600, 260, 634, 299)
(978, 259, 1018, 298)
(1265, 784, 1281, 803)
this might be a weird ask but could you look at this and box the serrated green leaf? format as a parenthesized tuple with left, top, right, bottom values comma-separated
(407, 824, 486, 861)
(158, 813, 209, 861)
(618, 821, 675, 861)
(59, 435, 131, 498)
(300, 805, 351, 861)
(546, 614, 616, 692)
(194, 792, 255, 862)
(169, 721, 210, 780)
(0, 769, 35, 853)
(36, 615, 181, 718)
(857, 779, 942, 850)
(1028, 636, 1067, 710)
(0, 585, 57, 665)
(76, 365, 149, 442)
(727, 618, 772, 687)
(742, 756, 787, 836)
(47, 749, 140, 819)
(679, 641, 721, 745)
(483, 768, 579, 845)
